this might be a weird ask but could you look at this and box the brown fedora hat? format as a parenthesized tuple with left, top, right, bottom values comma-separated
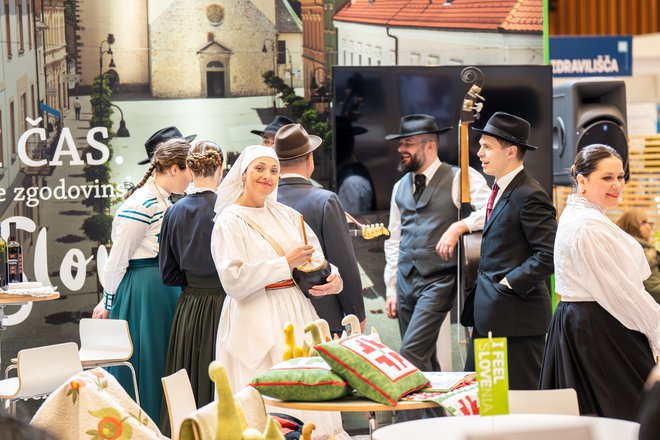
(274, 124, 322, 161)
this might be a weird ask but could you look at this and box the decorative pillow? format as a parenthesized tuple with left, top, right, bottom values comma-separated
(315, 334, 429, 405)
(400, 382, 480, 416)
(250, 357, 353, 401)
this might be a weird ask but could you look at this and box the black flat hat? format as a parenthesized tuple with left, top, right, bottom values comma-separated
(251, 115, 295, 137)
(471, 112, 537, 150)
(385, 114, 452, 140)
(139, 126, 196, 165)
(335, 116, 367, 136)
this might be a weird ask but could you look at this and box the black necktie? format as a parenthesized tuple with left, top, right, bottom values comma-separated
(413, 174, 426, 202)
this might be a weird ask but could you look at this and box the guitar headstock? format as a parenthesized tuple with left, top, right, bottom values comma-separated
(361, 223, 390, 240)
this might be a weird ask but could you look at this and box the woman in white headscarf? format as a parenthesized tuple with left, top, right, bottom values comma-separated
(211, 145, 349, 440)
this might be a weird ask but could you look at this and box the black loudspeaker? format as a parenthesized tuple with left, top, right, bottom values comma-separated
(552, 79, 628, 185)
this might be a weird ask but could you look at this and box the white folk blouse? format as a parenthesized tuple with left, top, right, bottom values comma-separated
(555, 193, 660, 357)
(102, 178, 169, 295)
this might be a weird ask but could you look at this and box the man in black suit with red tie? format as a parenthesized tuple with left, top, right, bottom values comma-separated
(462, 112, 557, 390)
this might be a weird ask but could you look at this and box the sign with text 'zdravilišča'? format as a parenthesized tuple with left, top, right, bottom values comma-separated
(549, 36, 632, 77)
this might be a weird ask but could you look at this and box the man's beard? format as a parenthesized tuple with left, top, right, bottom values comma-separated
(398, 153, 424, 173)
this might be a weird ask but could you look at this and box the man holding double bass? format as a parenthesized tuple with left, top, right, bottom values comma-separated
(384, 114, 490, 382)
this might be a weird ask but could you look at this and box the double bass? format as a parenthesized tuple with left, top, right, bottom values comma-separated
(458, 66, 486, 292)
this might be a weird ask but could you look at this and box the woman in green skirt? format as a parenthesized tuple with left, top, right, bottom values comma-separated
(158, 141, 226, 433)
(92, 138, 192, 426)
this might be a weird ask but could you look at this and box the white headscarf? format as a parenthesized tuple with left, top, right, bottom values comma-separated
(214, 145, 280, 218)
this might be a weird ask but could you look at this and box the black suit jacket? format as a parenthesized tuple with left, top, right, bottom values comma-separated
(277, 176, 365, 333)
(461, 170, 557, 337)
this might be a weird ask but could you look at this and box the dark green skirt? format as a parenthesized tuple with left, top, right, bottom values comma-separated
(108, 258, 181, 427)
(160, 286, 225, 434)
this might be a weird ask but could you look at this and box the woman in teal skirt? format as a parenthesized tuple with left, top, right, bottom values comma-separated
(92, 138, 192, 425)
(158, 141, 226, 433)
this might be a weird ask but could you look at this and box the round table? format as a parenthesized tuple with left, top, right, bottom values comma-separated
(262, 395, 438, 412)
(372, 413, 639, 440)
(262, 395, 439, 436)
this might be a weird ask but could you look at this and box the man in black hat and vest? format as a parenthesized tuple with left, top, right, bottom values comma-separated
(461, 112, 557, 390)
(384, 115, 489, 399)
(251, 115, 295, 147)
(275, 124, 365, 335)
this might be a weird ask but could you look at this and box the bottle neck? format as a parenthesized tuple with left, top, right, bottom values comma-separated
(8, 223, 17, 242)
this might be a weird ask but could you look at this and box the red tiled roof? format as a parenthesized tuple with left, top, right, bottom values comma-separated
(333, 0, 543, 33)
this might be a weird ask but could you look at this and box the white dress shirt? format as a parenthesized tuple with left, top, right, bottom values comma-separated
(384, 158, 490, 298)
(492, 164, 525, 208)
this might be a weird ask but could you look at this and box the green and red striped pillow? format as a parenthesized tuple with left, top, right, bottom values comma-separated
(250, 357, 353, 401)
(315, 334, 429, 405)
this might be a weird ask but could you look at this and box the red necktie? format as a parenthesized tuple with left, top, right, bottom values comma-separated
(486, 183, 500, 221)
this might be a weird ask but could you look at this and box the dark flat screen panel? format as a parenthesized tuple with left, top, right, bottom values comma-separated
(332, 65, 553, 211)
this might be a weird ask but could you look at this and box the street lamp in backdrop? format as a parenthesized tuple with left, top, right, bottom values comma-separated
(310, 66, 331, 105)
(99, 33, 115, 79)
(110, 103, 130, 137)
(285, 47, 294, 89)
(262, 35, 278, 110)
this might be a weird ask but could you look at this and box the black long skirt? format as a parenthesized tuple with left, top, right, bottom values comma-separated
(539, 301, 655, 421)
(160, 286, 225, 434)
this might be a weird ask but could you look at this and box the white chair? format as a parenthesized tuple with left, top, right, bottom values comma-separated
(0, 342, 82, 416)
(78, 318, 140, 406)
(162, 369, 197, 440)
(508, 388, 580, 416)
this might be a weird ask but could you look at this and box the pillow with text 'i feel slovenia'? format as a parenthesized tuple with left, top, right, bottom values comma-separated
(250, 356, 353, 401)
(315, 334, 430, 405)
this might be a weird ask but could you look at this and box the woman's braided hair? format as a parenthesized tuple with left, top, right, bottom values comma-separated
(186, 141, 223, 178)
(125, 138, 191, 199)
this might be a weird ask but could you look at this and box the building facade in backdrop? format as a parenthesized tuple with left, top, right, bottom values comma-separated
(1, 0, 39, 216)
(333, 0, 544, 68)
(74, 0, 302, 98)
(301, 0, 343, 104)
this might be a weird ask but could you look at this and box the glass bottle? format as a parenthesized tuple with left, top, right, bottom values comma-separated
(7, 222, 23, 283)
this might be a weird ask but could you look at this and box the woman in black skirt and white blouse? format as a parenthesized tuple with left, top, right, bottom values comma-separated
(159, 141, 226, 429)
(540, 144, 660, 421)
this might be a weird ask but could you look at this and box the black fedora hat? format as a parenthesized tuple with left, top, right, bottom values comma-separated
(251, 115, 295, 137)
(471, 112, 537, 150)
(385, 114, 452, 140)
(336, 116, 367, 136)
(139, 126, 196, 165)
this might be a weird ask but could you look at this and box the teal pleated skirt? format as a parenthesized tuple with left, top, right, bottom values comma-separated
(108, 257, 181, 427)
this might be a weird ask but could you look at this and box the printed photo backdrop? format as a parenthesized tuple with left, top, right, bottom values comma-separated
(0, 0, 544, 381)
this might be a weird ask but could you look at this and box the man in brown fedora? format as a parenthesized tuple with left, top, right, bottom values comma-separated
(460, 111, 557, 390)
(275, 124, 365, 335)
(383, 114, 489, 408)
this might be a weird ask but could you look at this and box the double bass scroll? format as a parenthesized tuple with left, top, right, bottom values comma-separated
(458, 66, 486, 292)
